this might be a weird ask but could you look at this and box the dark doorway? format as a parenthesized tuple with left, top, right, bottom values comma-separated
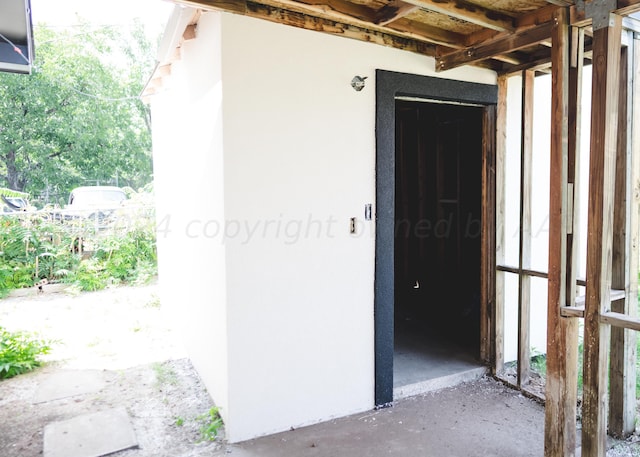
(393, 100, 483, 395)
(374, 70, 497, 406)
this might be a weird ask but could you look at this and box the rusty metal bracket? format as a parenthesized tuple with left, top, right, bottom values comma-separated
(576, 0, 617, 30)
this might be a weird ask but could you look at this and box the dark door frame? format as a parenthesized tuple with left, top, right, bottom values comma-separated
(374, 69, 498, 406)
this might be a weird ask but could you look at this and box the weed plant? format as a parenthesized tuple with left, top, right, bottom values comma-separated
(197, 407, 224, 442)
(0, 326, 53, 379)
(0, 203, 156, 296)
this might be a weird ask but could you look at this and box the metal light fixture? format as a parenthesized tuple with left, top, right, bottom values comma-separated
(351, 75, 367, 91)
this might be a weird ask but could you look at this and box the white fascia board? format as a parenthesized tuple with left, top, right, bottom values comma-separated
(157, 5, 198, 65)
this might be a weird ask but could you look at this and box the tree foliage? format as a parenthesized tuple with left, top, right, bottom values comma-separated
(0, 20, 155, 203)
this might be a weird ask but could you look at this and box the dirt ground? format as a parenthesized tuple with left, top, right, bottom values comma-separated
(1, 283, 639, 457)
(0, 283, 222, 457)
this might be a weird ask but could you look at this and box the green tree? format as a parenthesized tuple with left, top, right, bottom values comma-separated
(0, 20, 155, 203)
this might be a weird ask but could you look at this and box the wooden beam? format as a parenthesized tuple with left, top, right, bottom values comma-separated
(582, 12, 622, 457)
(399, 0, 514, 32)
(616, 0, 640, 16)
(560, 290, 626, 317)
(493, 75, 507, 375)
(437, 21, 554, 71)
(622, 15, 640, 33)
(500, 55, 552, 75)
(463, 4, 558, 48)
(518, 69, 534, 388)
(601, 311, 640, 331)
(544, 7, 579, 457)
(561, 305, 585, 318)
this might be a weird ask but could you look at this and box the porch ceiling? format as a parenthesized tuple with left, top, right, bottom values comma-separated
(173, 0, 640, 74)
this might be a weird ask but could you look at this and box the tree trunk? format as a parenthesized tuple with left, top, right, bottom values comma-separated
(4, 149, 25, 192)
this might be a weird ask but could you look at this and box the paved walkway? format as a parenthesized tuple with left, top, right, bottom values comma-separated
(214, 376, 546, 457)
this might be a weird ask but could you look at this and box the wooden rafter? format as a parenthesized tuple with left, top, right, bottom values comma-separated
(399, 0, 515, 32)
(436, 21, 554, 71)
(387, 18, 468, 47)
(296, 0, 375, 22)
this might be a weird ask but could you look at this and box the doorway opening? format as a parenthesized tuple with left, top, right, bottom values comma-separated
(374, 70, 497, 406)
(392, 99, 485, 398)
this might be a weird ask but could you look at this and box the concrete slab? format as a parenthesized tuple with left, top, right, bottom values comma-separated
(43, 407, 138, 457)
(394, 366, 488, 399)
(34, 370, 106, 404)
(393, 325, 482, 389)
(214, 377, 545, 457)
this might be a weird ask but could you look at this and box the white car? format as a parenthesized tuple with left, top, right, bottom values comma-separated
(68, 186, 127, 209)
(63, 186, 127, 223)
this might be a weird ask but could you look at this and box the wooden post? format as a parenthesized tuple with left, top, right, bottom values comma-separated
(608, 29, 638, 439)
(518, 70, 534, 387)
(582, 12, 622, 457)
(608, 38, 635, 439)
(566, 26, 584, 321)
(481, 103, 497, 365)
(493, 75, 507, 375)
(544, 8, 579, 457)
(628, 30, 640, 429)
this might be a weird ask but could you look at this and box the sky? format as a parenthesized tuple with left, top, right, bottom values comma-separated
(29, 0, 174, 38)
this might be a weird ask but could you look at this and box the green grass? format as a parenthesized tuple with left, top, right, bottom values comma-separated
(152, 362, 178, 387)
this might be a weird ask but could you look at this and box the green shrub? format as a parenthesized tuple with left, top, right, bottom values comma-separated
(0, 326, 53, 379)
(0, 198, 157, 295)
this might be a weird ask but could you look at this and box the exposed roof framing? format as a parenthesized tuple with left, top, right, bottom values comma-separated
(174, 0, 640, 73)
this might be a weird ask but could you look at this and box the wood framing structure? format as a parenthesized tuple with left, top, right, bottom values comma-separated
(147, 0, 640, 455)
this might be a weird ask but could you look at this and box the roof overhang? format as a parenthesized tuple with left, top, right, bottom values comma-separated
(0, 0, 34, 74)
(167, 0, 640, 74)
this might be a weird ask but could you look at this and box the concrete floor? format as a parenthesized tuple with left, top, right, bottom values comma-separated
(393, 322, 486, 399)
(214, 377, 545, 457)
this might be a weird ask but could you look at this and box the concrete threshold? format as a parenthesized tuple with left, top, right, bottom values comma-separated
(393, 366, 488, 400)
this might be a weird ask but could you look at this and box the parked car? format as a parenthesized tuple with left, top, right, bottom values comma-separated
(67, 186, 127, 209)
(60, 186, 127, 224)
(1, 195, 31, 213)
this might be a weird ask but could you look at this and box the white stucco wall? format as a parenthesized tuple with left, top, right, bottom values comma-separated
(152, 12, 229, 414)
(218, 13, 495, 442)
(152, 9, 497, 443)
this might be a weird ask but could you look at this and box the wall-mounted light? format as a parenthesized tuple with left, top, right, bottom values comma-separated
(351, 75, 367, 92)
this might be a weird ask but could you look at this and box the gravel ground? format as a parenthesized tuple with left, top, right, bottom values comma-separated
(0, 283, 222, 457)
(1, 282, 639, 457)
